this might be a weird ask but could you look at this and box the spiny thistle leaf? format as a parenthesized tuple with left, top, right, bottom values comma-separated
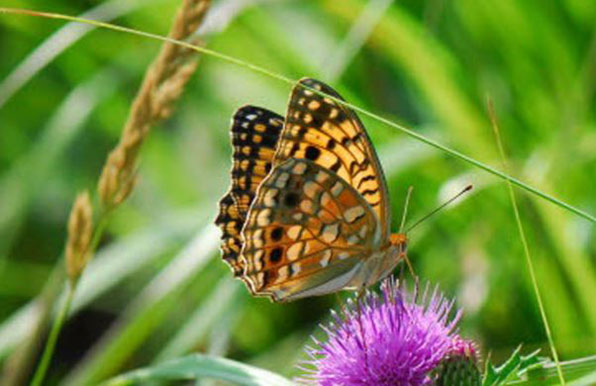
(482, 346, 542, 385)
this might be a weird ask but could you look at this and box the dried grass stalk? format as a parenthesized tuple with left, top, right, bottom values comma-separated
(0, 2, 211, 384)
(98, 0, 210, 210)
(65, 191, 93, 284)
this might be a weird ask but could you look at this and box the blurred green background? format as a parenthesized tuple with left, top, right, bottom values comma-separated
(0, 0, 595, 384)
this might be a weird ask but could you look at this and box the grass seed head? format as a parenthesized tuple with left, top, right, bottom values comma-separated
(66, 190, 94, 284)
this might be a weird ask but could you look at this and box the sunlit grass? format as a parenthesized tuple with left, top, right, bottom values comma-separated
(0, 0, 594, 384)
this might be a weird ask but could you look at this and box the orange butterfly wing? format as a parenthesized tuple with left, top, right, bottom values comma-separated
(273, 78, 391, 241)
(217, 79, 400, 301)
(240, 158, 379, 301)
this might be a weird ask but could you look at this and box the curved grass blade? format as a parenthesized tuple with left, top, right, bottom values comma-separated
(0, 0, 166, 109)
(155, 279, 244, 362)
(0, 210, 199, 359)
(102, 354, 295, 386)
(0, 69, 118, 260)
(487, 99, 564, 385)
(0, 8, 592, 223)
(63, 225, 220, 385)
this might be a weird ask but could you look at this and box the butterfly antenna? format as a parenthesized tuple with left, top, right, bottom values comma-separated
(405, 185, 473, 233)
(398, 186, 414, 234)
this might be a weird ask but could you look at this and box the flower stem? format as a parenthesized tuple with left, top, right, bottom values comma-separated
(30, 285, 75, 386)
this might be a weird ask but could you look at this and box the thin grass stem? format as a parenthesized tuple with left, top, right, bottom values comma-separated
(0, 8, 594, 224)
(2, 7, 592, 224)
(30, 285, 75, 386)
(29, 205, 109, 385)
(487, 98, 565, 385)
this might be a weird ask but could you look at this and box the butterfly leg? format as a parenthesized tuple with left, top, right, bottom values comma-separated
(402, 253, 420, 300)
(397, 260, 406, 290)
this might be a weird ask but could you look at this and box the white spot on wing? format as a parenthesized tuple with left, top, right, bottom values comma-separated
(359, 225, 368, 239)
(291, 263, 302, 274)
(277, 265, 289, 280)
(300, 199, 314, 213)
(321, 223, 340, 243)
(292, 162, 307, 175)
(315, 171, 328, 184)
(344, 206, 365, 223)
(320, 250, 332, 267)
(303, 181, 318, 198)
(331, 181, 344, 197)
(347, 235, 359, 245)
(263, 189, 278, 207)
(320, 192, 332, 207)
(275, 172, 290, 188)
(287, 226, 302, 240)
(256, 209, 271, 226)
(287, 242, 304, 261)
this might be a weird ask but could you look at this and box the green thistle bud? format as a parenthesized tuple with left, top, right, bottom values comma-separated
(435, 337, 481, 386)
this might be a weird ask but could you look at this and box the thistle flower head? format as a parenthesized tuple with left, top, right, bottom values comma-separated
(301, 279, 462, 385)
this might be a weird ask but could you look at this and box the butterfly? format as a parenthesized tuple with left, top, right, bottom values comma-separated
(215, 78, 408, 302)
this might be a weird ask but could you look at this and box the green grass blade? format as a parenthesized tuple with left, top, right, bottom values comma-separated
(155, 279, 244, 362)
(506, 355, 596, 385)
(102, 354, 295, 386)
(0, 210, 199, 358)
(30, 287, 75, 386)
(0, 69, 118, 259)
(487, 99, 565, 385)
(0, 7, 593, 223)
(0, 0, 165, 109)
(63, 225, 220, 385)
(322, 0, 394, 82)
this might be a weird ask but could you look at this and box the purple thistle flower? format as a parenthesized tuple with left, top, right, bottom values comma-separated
(300, 278, 462, 386)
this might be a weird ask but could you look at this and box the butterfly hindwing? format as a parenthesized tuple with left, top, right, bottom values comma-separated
(240, 158, 379, 301)
(273, 78, 391, 240)
(214, 194, 245, 275)
(215, 106, 283, 275)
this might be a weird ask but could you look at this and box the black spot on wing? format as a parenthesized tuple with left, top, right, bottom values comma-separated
(283, 192, 300, 207)
(305, 146, 321, 160)
(269, 247, 283, 263)
(271, 227, 283, 241)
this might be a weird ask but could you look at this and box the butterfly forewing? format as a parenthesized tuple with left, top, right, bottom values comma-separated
(240, 158, 379, 301)
(273, 78, 391, 240)
(215, 106, 283, 275)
